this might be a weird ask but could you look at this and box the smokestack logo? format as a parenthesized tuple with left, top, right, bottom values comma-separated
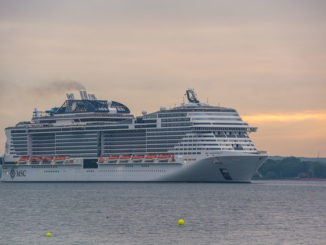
(9, 169, 26, 179)
(10, 169, 16, 179)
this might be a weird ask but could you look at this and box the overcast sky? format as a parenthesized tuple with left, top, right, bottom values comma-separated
(0, 0, 325, 157)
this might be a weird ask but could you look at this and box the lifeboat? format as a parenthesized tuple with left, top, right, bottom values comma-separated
(19, 156, 29, 161)
(158, 154, 171, 162)
(145, 154, 156, 162)
(43, 156, 53, 164)
(98, 157, 106, 163)
(119, 155, 130, 162)
(108, 156, 119, 163)
(55, 156, 66, 164)
(19, 156, 29, 164)
(19, 156, 29, 162)
(132, 155, 144, 162)
(43, 156, 53, 161)
(55, 156, 66, 161)
(30, 157, 42, 164)
(67, 159, 75, 164)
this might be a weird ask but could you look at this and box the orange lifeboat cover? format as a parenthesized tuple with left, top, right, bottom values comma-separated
(119, 156, 130, 159)
(145, 155, 156, 159)
(109, 156, 119, 160)
(98, 158, 106, 163)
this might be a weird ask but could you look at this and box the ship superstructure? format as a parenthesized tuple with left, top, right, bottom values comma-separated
(1, 89, 267, 182)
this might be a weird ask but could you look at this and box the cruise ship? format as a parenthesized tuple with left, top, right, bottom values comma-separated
(1, 89, 267, 182)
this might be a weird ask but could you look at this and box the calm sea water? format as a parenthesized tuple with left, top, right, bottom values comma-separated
(0, 181, 326, 245)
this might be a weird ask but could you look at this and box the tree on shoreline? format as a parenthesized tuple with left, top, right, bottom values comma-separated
(254, 157, 326, 179)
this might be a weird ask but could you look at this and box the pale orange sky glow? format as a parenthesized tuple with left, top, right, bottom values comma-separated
(242, 112, 326, 123)
(0, 0, 325, 157)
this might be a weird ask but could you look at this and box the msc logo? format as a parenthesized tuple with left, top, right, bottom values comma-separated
(9, 169, 26, 179)
(9, 169, 15, 179)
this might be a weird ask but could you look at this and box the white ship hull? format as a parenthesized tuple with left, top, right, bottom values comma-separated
(1, 153, 267, 183)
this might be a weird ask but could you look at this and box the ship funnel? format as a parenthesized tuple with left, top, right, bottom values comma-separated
(88, 94, 97, 100)
(66, 93, 75, 100)
(80, 90, 88, 100)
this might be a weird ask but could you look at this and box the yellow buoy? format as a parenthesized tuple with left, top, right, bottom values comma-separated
(46, 233, 52, 237)
(178, 219, 184, 226)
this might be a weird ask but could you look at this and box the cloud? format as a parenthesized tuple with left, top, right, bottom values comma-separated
(243, 111, 326, 123)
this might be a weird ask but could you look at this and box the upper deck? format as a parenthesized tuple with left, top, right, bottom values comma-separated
(12, 90, 133, 129)
(4, 89, 261, 162)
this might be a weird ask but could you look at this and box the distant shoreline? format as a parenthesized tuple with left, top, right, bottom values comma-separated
(253, 178, 326, 181)
(254, 156, 326, 180)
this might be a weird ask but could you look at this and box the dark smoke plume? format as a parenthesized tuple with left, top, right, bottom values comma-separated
(0, 80, 86, 104)
(32, 80, 86, 95)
